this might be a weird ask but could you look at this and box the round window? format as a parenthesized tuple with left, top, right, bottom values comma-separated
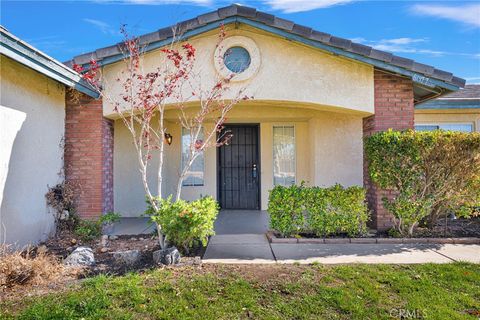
(223, 46, 251, 73)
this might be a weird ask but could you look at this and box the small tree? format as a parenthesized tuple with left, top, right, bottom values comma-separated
(365, 129, 480, 236)
(76, 25, 248, 248)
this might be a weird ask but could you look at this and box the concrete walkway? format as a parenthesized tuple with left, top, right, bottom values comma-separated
(203, 235, 480, 264)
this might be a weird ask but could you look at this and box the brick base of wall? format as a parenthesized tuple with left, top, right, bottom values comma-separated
(65, 92, 113, 219)
(363, 69, 414, 231)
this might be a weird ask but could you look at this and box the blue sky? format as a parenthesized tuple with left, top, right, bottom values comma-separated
(1, 1, 479, 83)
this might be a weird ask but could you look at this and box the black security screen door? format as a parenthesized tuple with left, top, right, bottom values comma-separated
(218, 125, 260, 209)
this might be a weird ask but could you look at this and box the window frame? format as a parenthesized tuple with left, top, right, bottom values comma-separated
(181, 127, 205, 187)
(272, 124, 297, 187)
(414, 122, 475, 132)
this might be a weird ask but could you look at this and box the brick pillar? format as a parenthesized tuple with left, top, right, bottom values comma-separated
(102, 118, 114, 214)
(65, 91, 114, 219)
(363, 69, 414, 230)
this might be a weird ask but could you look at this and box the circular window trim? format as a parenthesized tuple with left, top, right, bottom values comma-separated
(214, 36, 260, 82)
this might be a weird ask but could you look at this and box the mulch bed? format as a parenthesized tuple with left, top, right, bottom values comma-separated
(269, 217, 480, 242)
(41, 230, 204, 277)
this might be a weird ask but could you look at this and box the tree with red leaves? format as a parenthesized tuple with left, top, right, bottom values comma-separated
(75, 25, 248, 248)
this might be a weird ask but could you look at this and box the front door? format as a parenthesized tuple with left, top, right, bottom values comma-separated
(218, 125, 260, 209)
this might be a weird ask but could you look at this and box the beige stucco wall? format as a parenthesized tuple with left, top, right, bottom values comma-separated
(102, 25, 374, 118)
(114, 104, 364, 216)
(0, 56, 65, 247)
(415, 109, 480, 132)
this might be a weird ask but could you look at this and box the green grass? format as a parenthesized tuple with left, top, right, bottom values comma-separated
(2, 263, 479, 319)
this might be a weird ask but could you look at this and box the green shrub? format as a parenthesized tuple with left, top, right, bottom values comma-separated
(100, 212, 121, 224)
(268, 184, 305, 237)
(74, 219, 102, 241)
(365, 129, 480, 236)
(73, 212, 121, 242)
(268, 184, 369, 237)
(305, 185, 369, 237)
(146, 196, 219, 252)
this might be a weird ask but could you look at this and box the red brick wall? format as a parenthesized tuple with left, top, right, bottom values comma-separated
(65, 92, 113, 219)
(102, 118, 114, 214)
(363, 69, 414, 230)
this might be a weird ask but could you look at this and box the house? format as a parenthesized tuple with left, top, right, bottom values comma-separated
(0, 26, 97, 246)
(1, 4, 473, 246)
(415, 85, 479, 132)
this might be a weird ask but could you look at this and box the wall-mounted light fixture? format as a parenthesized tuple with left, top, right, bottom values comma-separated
(164, 133, 173, 146)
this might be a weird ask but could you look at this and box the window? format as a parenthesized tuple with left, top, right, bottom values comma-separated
(273, 126, 296, 186)
(415, 123, 474, 132)
(181, 127, 204, 186)
(223, 46, 251, 73)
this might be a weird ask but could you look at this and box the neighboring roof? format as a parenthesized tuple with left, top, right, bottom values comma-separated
(0, 26, 98, 98)
(416, 85, 480, 110)
(65, 4, 465, 103)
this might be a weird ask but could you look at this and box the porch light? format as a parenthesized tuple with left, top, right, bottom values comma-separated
(164, 133, 173, 145)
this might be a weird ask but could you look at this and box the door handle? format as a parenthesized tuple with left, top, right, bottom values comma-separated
(252, 164, 257, 179)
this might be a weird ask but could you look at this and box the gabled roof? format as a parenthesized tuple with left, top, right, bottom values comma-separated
(0, 26, 98, 98)
(66, 4, 465, 103)
(416, 85, 480, 110)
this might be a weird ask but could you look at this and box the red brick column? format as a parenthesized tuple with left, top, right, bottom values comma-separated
(65, 92, 114, 219)
(363, 69, 414, 230)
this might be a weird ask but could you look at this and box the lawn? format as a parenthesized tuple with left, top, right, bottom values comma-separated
(2, 263, 479, 319)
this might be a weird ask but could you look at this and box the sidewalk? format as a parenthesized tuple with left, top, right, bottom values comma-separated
(203, 234, 480, 264)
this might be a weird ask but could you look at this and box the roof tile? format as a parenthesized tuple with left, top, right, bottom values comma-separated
(411, 62, 435, 76)
(291, 24, 312, 37)
(272, 17, 294, 31)
(391, 56, 414, 69)
(255, 12, 275, 25)
(197, 11, 220, 25)
(310, 30, 331, 43)
(237, 5, 256, 18)
(348, 42, 372, 56)
(451, 76, 467, 88)
(218, 5, 238, 18)
(175, 18, 201, 34)
(432, 69, 453, 82)
(329, 36, 352, 50)
(369, 49, 393, 63)
(73, 52, 98, 65)
(95, 44, 121, 59)
(158, 27, 174, 40)
(138, 31, 161, 46)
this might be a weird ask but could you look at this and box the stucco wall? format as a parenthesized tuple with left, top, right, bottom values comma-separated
(113, 105, 363, 216)
(0, 56, 65, 246)
(415, 109, 480, 132)
(102, 25, 374, 117)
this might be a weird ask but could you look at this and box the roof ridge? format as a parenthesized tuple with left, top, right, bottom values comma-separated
(65, 4, 465, 89)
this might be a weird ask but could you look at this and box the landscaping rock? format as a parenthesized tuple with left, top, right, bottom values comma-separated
(193, 256, 202, 265)
(113, 250, 141, 266)
(101, 235, 108, 247)
(64, 247, 95, 266)
(153, 247, 181, 265)
(109, 235, 118, 240)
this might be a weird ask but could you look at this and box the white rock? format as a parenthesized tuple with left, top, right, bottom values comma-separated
(113, 250, 141, 266)
(64, 247, 95, 266)
(153, 247, 181, 265)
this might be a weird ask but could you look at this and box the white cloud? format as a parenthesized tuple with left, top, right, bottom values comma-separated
(352, 37, 479, 59)
(263, 0, 355, 13)
(83, 18, 119, 35)
(411, 4, 480, 28)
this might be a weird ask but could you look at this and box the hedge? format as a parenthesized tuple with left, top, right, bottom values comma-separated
(364, 129, 480, 236)
(268, 184, 369, 237)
